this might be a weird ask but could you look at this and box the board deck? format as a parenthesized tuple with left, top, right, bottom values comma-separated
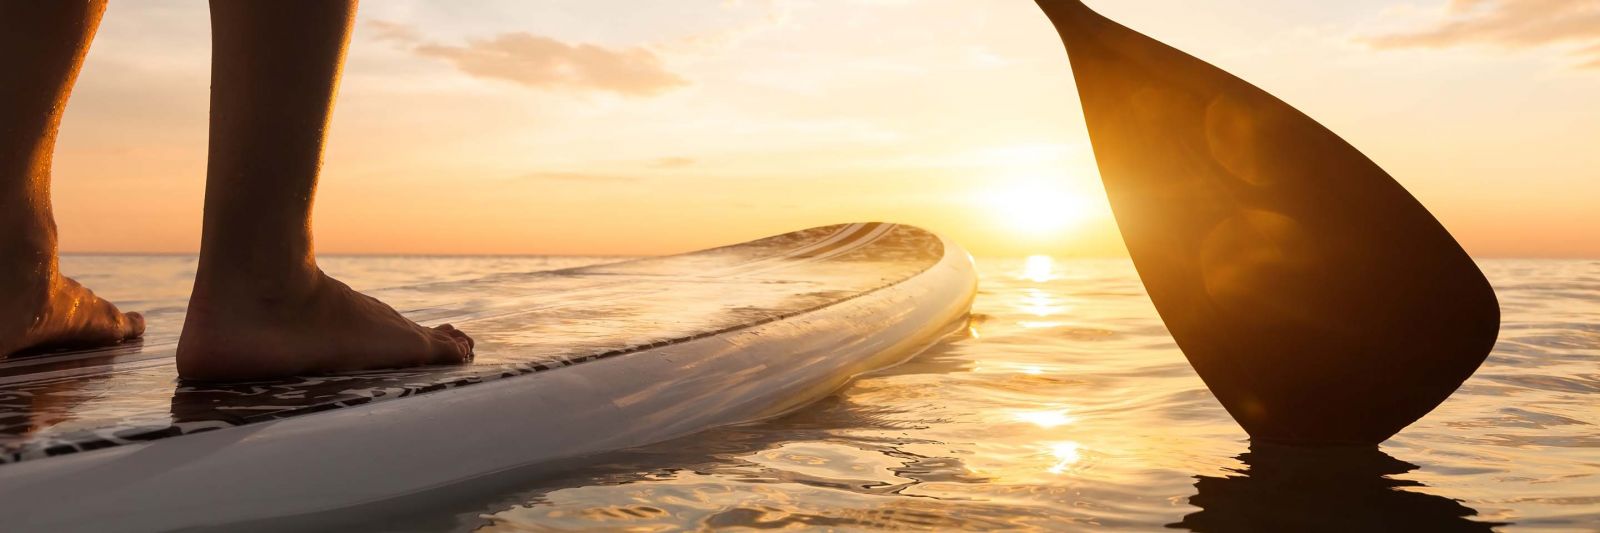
(0, 222, 976, 531)
(0, 222, 963, 465)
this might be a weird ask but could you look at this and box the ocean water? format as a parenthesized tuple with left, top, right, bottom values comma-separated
(56, 255, 1600, 531)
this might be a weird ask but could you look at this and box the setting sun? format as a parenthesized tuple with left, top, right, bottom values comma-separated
(985, 176, 1092, 239)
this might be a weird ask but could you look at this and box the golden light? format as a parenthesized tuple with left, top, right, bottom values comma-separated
(1013, 408, 1077, 428)
(974, 362, 1058, 375)
(985, 176, 1091, 238)
(1022, 255, 1057, 282)
(1046, 441, 1084, 474)
(1018, 288, 1065, 317)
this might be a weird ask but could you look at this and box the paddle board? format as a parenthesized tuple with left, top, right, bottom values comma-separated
(0, 222, 977, 532)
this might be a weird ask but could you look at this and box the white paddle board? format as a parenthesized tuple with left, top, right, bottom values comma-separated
(0, 222, 977, 532)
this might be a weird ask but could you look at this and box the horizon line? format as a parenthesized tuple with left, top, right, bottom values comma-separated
(57, 250, 1600, 260)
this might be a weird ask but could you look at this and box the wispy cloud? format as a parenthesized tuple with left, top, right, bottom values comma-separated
(517, 171, 642, 182)
(1366, 0, 1600, 68)
(665, 0, 795, 52)
(370, 21, 688, 96)
(651, 157, 697, 168)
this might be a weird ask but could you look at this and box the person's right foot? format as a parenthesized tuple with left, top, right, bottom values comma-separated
(0, 265, 145, 358)
(177, 268, 473, 382)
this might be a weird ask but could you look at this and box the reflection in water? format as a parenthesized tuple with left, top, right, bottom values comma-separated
(397, 389, 1041, 531)
(1019, 288, 1066, 318)
(420, 259, 1522, 532)
(1046, 441, 1084, 475)
(1019, 256, 1070, 330)
(1172, 445, 1501, 532)
(1012, 407, 1076, 428)
(0, 343, 142, 440)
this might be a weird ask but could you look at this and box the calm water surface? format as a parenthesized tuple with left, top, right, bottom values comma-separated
(59, 255, 1600, 531)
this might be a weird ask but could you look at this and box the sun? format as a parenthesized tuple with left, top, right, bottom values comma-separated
(984, 176, 1091, 238)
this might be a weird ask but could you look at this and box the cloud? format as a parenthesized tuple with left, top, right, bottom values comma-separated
(1583, 42, 1600, 68)
(666, 0, 794, 52)
(515, 158, 693, 183)
(368, 20, 423, 44)
(651, 157, 696, 168)
(371, 21, 688, 96)
(518, 171, 642, 182)
(1366, 0, 1600, 68)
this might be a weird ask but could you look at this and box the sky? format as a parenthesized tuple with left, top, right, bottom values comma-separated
(49, 0, 1600, 257)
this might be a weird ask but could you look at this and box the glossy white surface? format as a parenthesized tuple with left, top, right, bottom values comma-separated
(0, 230, 976, 532)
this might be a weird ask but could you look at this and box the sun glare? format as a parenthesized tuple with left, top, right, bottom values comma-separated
(985, 176, 1090, 238)
(1013, 408, 1077, 429)
(1046, 441, 1084, 474)
(1022, 255, 1056, 282)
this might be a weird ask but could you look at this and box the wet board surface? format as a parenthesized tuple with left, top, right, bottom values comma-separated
(0, 223, 956, 465)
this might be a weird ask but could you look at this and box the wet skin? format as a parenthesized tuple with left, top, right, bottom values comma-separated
(0, 0, 472, 381)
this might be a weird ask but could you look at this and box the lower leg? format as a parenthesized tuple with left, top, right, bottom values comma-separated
(0, 0, 143, 357)
(177, 0, 470, 381)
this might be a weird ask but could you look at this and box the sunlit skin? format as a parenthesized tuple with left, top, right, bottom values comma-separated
(0, 0, 145, 357)
(0, 0, 472, 380)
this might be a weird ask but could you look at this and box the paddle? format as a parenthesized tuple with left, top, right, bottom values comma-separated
(1034, 0, 1500, 445)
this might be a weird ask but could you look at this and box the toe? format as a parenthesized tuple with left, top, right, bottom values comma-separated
(435, 324, 475, 350)
(82, 293, 142, 345)
(123, 312, 146, 340)
(428, 328, 473, 365)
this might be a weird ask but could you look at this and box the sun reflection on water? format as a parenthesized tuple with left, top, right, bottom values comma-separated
(1019, 289, 1064, 317)
(412, 258, 1588, 531)
(1046, 442, 1084, 474)
(1013, 408, 1077, 428)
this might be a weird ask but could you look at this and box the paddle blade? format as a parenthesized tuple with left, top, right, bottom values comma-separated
(1035, 0, 1499, 445)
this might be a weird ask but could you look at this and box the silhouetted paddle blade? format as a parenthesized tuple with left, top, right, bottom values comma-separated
(1035, 0, 1499, 445)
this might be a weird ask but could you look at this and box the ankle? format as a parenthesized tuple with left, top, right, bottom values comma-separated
(191, 254, 323, 307)
(0, 208, 58, 276)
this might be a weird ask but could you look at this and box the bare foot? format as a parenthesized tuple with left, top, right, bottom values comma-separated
(176, 269, 473, 382)
(0, 268, 145, 358)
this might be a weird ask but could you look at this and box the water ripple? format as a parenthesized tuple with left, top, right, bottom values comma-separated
(64, 255, 1599, 531)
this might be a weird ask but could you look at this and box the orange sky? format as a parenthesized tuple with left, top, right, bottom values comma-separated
(48, 0, 1600, 257)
